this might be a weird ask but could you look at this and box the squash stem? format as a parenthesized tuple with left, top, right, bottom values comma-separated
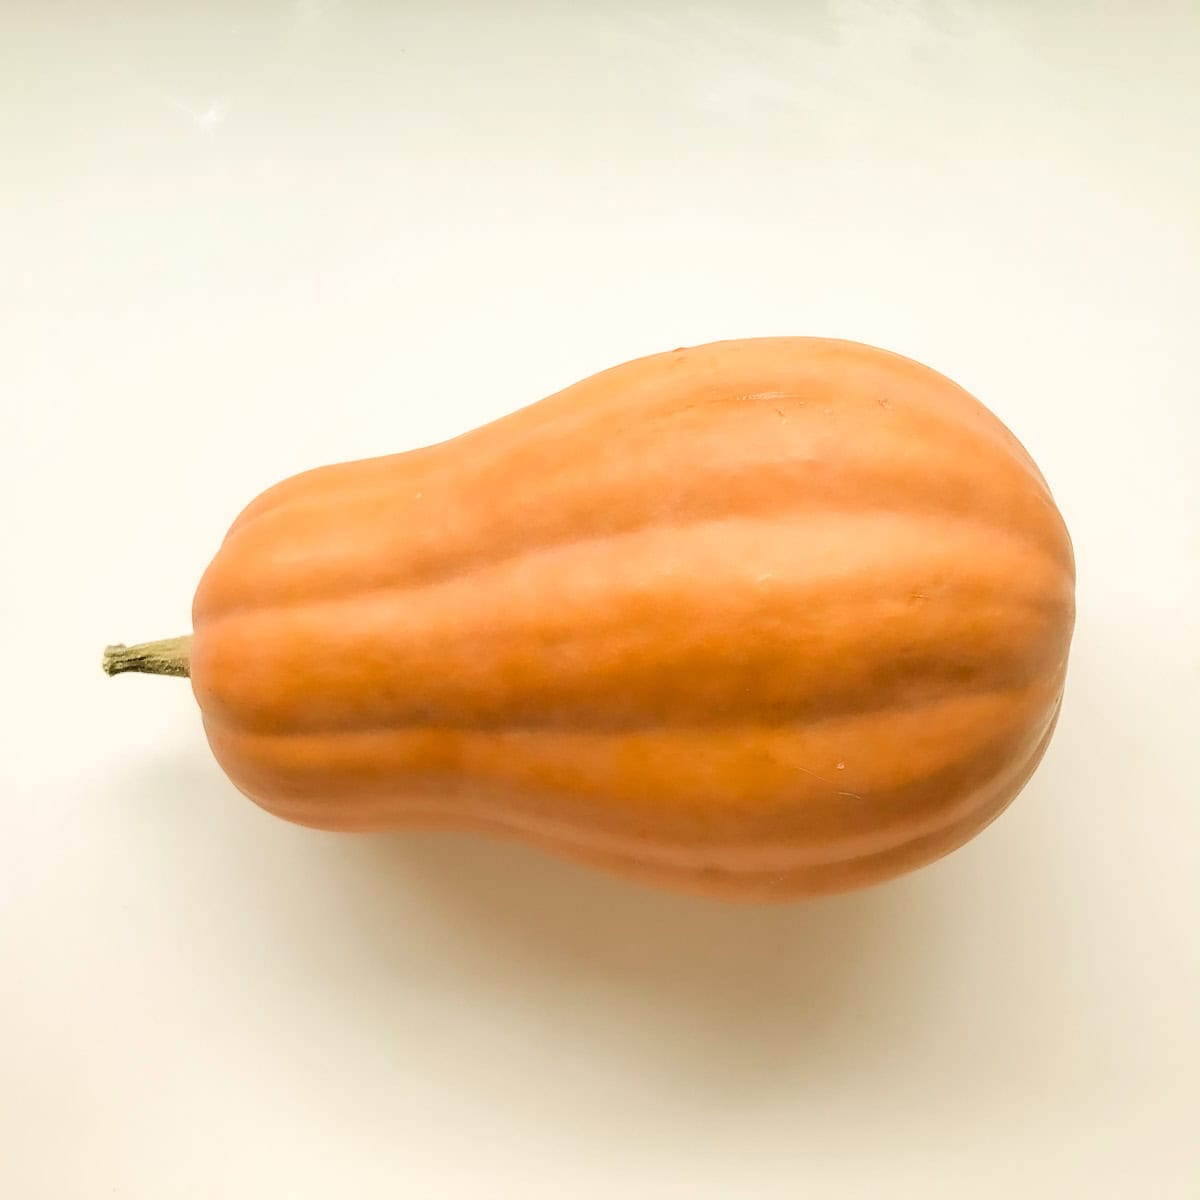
(102, 635, 193, 679)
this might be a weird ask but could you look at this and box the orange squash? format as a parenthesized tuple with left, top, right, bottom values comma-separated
(104, 338, 1075, 899)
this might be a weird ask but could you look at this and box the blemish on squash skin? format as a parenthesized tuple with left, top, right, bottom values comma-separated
(733, 391, 798, 421)
(832, 763, 861, 799)
(793, 762, 862, 801)
(738, 390, 793, 404)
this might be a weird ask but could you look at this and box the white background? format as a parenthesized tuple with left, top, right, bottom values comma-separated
(3, 2, 1198, 1196)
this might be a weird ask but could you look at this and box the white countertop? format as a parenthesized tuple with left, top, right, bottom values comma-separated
(4, 2, 1198, 1196)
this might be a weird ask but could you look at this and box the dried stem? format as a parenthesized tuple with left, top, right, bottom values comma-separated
(102, 635, 193, 679)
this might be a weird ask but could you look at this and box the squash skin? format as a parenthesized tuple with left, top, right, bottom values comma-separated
(190, 338, 1075, 899)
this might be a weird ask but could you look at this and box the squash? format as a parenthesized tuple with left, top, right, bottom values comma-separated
(103, 337, 1075, 899)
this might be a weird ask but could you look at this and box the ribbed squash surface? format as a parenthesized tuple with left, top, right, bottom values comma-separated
(191, 338, 1075, 897)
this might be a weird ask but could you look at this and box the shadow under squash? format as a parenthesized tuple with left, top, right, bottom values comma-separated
(119, 748, 960, 1099)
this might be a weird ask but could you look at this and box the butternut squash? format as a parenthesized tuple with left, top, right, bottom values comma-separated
(104, 338, 1075, 899)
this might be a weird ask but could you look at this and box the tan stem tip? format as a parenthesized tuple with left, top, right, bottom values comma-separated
(102, 635, 193, 679)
